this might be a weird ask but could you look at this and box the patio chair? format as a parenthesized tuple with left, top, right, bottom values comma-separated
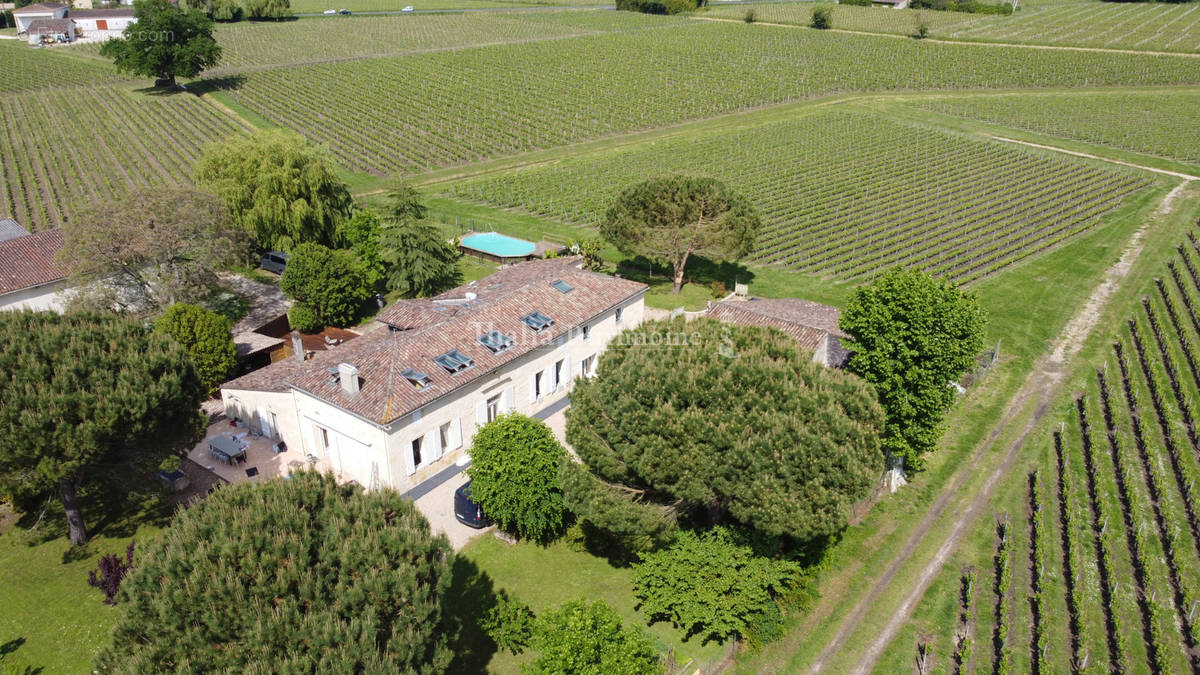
(236, 454, 247, 465)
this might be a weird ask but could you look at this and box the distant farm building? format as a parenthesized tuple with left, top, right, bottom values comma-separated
(12, 2, 67, 33)
(69, 8, 136, 34)
(13, 2, 135, 43)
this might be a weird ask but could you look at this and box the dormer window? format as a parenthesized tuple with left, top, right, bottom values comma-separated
(551, 280, 573, 293)
(478, 330, 514, 353)
(402, 368, 432, 391)
(522, 311, 555, 332)
(434, 349, 474, 374)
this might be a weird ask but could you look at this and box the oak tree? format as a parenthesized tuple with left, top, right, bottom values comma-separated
(0, 311, 206, 545)
(839, 266, 987, 471)
(565, 318, 884, 543)
(466, 413, 567, 543)
(280, 243, 370, 329)
(601, 176, 760, 294)
(99, 0, 221, 87)
(96, 472, 456, 672)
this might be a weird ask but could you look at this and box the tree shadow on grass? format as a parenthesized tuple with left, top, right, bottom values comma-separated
(443, 555, 501, 673)
(179, 74, 248, 95)
(0, 637, 44, 674)
(616, 255, 755, 293)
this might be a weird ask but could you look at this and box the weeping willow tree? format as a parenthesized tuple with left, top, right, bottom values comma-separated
(565, 318, 884, 547)
(195, 130, 352, 252)
(96, 472, 455, 672)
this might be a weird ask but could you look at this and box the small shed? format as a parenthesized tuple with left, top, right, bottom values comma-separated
(68, 7, 135, 34)
(12, 2, 66, 33)
(25, 17, 74, 44)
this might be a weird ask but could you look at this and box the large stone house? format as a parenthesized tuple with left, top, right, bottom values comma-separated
(220, 257, 647, 494)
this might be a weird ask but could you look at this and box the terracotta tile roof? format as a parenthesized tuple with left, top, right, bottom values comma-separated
(226, 258, 647, 426)
(26, 17, 73, 33)
(709, 297, 849, 354)
(0, 229, 66, 296)
(13, 2, 66, 12)
(68, 7, 134, 17)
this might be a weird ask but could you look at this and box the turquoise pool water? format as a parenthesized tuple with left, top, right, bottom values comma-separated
(461, 232, 536, 257)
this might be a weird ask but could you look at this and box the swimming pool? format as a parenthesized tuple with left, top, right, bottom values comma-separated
(460, 232, 537, 259)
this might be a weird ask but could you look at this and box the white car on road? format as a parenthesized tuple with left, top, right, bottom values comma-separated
(322, 7, 336, 12)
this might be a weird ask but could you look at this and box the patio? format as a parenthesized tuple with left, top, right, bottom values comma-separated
(187, 418, 332, 485)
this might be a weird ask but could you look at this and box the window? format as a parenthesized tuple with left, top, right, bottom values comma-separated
(402, 368, 432, 391)
(521, 311, 555, 332)
(486, 394, 501, 423)
(478, 330, 514, 353)
(582, 355, 595, 377)
(554, 359, 564, 390)
(439, 422, 452, 450)
(615, 307, 624, 324)
(434, 349, 473, 374)
(551, 279, 573, 293)
(534, 370, 544, 399)
(318, 426, 330, 450)
(582, 324, 591, 341)
(411, 437, 423, 467)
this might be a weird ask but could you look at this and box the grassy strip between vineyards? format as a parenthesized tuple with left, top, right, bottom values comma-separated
(733, 179, 1189, 672)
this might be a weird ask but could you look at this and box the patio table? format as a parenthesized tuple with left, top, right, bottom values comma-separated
(209, 435, 246, 464)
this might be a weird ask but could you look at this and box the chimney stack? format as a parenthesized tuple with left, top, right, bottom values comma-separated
(291, 331, 305, 362)
(338, 363, 360, 396)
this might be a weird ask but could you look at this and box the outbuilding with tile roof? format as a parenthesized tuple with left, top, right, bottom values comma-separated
(0, 228, 70, 312)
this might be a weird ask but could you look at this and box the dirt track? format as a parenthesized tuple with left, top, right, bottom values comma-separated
(806, 181, 1191, 674)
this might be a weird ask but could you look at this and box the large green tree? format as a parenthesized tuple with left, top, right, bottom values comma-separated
(601, 176, 760, 294)
(99, 0, 221, 88)
(243, 0, 291, 19)
(0, 311, 205, 545)
(95, 472, 455, 672)
(377, 185, 462, 298)
(632, 528, 802, 643)
(565, 318, 884, 543)
(840, 267, 987, 471)
(466, 413, 567, 543)
(195, 130, 353, 252)
(337, 209, 386, 293)
(527, 599, 660, 675)
(280, 243, 370, 329)
(58, 188, 247, 315)
(154, 303, 237, 395)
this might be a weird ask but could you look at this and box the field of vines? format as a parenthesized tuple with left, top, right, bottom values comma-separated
(702, 1, 1200, 54)
(447, 108, 1151, 283)
(0, 86, 246, 230)
(911, 230, 1200, 673)
(909, 91, 1200, 168)
(288, 0, 598, 12)
(69, 11, 669, 72)
(0, 41, 122, 95)
(218, 20, 1200, 176)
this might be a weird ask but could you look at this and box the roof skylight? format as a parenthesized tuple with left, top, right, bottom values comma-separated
(521, 311, 555, 332)
(433, 349, 474, 374)
(478, 330, 515, 353)
(551, 280, 573, 293)
(402, 368, 432, 391)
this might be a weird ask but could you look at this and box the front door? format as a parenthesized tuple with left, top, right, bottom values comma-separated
(96, 19, 107, 29)
(258, 408, 275, 438)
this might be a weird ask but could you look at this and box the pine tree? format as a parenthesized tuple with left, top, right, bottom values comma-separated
(0, 311, 206, 544)
(96, 472, 455, 672)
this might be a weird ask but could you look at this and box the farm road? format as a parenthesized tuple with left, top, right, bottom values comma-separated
(805, 180, 1193, 675)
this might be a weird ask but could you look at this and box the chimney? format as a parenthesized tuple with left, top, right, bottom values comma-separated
(465, 291, 478, 302)
(338, 363, 360, 396)
(291, 331, 305, 362)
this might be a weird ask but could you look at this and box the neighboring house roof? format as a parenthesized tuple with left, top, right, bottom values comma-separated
(25, 18, 73, 33)
(225, 257, 647, 426)
(68, 7, 134, 17)
(708, 297, 849, 353)
(13, 2, 66, 12)
(0, 219, 30, 244)
(0, 229, 66, 297)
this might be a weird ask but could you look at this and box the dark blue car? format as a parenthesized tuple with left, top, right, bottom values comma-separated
(454, 481, 491, 528)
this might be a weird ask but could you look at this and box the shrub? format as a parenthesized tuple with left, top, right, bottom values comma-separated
(632, 528, 803, 643)
(743, 7, 756, 22)
(154, 303, 238, 395)
(811, 6, 832, 28)
(482, 590, 536, 655)
(527, 599, 660, 675)
(467, 414, 567, 542)
(615, 0, 697, 14)
(710, 280, 727, 297)
(87, 540, 135, 606)
(287, 303, 322, 333)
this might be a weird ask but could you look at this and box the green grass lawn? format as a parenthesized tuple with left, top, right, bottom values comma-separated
(450, 536, 729, 673)
(0, 475, 174, 673)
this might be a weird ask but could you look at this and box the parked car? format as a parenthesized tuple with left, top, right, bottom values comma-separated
(454, 481, 491, 528)
(401, 5, 414, 10)
(322, 7, 336, 13)
(260, 250, 290, 274)
(338, 8, 351, 13)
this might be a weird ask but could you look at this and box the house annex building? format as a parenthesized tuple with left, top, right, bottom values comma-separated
(0, 222, 68, 312)
(220, 258, 647, 494)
